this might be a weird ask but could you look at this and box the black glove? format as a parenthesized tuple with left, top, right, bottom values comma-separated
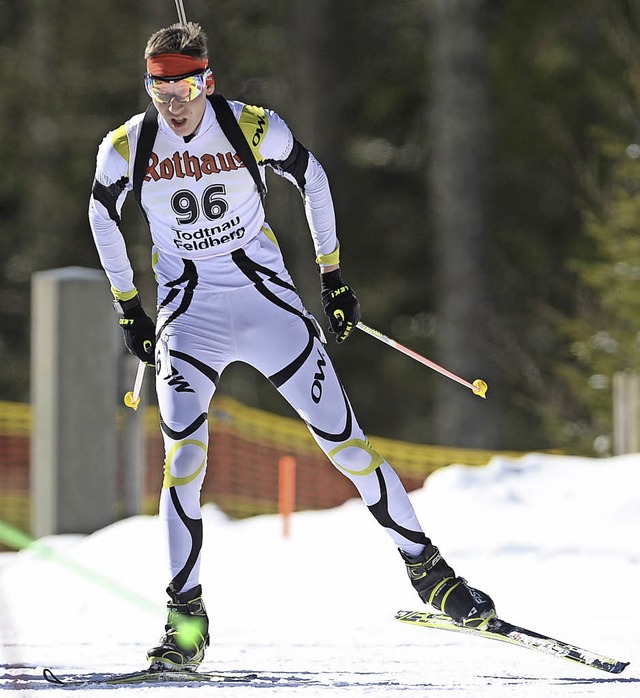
(113, 294, 156, 366)
(320, 269, 361, 343)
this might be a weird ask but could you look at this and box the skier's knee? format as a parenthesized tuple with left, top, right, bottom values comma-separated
(163, 439, 208, 486)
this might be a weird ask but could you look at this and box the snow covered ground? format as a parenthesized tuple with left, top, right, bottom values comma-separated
(1, 452, 639, 696)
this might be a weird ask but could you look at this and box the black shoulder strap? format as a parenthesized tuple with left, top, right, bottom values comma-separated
(132, 102, 159, 215)
(208, 92, 266, 203)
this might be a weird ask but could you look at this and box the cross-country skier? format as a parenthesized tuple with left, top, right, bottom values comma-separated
(88, 21, 496, 671)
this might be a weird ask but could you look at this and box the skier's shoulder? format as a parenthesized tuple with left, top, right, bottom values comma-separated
(222, 97, 292, 162)
(96, 112, 146, 180)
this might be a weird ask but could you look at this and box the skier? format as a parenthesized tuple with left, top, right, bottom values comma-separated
(88, 21, 496, 671)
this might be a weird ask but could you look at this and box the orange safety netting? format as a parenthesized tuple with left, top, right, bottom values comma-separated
(0, 397, 523, 546)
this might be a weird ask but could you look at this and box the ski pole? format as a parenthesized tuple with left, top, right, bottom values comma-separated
(124, 361, 146, 410)
(356, 322, 488, 399)
(175, 0, 188, 23)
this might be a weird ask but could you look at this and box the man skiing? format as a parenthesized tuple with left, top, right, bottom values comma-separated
(88, 21, 496, 671)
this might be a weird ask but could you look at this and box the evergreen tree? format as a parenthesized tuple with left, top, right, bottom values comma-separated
(2, 0, 640, 455)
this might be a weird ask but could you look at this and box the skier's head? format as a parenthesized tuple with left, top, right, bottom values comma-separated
(145, 21, 209, 63)
(144, 22, 215, 138)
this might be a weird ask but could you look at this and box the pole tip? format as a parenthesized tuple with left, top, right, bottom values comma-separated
(124, 391, 140, 410)
(472, 379, 488, 399)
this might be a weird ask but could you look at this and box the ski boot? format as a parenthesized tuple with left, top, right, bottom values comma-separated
(400, 543, 496, 628)
(147, 584, 210, 671)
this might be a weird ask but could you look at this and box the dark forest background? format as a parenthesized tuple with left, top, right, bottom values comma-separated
(3, 0, 640, 455)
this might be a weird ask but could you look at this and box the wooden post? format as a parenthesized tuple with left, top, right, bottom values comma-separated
(278, 456, 296, 537)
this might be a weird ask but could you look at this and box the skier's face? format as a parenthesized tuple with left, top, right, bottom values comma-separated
(153, 80, 215, 137)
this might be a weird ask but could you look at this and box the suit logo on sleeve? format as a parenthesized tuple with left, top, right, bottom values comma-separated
(252, 113, 266, 147)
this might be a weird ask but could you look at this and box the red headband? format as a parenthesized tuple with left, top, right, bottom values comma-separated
(146, 53, 208, 77)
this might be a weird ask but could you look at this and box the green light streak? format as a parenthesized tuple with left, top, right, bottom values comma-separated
(0, 519, 163, 615)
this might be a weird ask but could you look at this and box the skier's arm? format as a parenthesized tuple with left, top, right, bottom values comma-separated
(241, 106, 340, 269)
(270, 138, 339, 269)
(247, 108, 359, 341)
(88, 126, 138, 301)
(89, 126, 156, 362)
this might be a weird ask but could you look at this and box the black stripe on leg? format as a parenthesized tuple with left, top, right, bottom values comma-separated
(367, 468, 429, 546)
(160, 412, 208, 440)
(170, 350, 220, 386)
(169, 487, 203, 593)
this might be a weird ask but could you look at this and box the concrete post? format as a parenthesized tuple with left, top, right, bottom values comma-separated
(613, 370, 640, 455)
(31, 267, 119, 536)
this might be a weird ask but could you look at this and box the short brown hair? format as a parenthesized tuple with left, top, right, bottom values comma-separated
(144, 22, 208, 60)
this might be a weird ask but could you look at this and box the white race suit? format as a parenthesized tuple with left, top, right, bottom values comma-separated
(89, 97, 429, 594)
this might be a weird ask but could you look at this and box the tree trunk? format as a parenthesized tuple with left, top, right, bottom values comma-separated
(25, 0, 59, 272)
(427, 0, 498, 447)
(282, 0, 343, 312)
